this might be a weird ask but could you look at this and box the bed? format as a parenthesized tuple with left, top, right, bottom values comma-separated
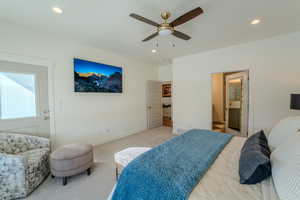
(108, 136, 279, 200)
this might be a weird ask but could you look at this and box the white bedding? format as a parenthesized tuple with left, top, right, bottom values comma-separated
(108, 137, 280, 200)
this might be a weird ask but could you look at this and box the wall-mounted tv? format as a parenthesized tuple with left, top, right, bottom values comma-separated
(74, 58, 122, 93)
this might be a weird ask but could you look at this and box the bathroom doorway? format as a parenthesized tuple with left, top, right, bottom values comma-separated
(211, 70, 249, 137)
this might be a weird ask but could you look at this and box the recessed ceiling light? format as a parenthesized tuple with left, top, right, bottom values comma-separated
(152, 49, 157, 53)
(52, 6, 63, 14)
(251, 19, 261, 25)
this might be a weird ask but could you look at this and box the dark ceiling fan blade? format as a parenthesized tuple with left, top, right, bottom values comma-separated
(142, 32, 159, 42)
(170, 7, 203, 27)
(172, 30, 191, 40)
(129, 13, 160, 27)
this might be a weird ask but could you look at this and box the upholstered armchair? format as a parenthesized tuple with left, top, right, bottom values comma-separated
(0, 133, 50, 200)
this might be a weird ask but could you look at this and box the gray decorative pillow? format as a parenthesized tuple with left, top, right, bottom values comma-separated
(241, 130, 270, 155)
(239, 131, 272, 184)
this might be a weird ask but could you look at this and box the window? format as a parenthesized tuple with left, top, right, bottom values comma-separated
(0, 72, 37, 119)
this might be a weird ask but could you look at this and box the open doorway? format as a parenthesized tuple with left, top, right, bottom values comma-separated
(211, 70, 249, 137)
(146, 81, 172, 129)
(162, 82, 172, 127)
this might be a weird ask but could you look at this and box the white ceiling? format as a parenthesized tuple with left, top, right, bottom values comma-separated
(0, 0, 300, 65)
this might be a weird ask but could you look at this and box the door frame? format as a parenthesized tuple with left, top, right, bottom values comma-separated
(225, 71, 249, 137)
(0, 51, 56, 147)
(211, 70, 249, 137)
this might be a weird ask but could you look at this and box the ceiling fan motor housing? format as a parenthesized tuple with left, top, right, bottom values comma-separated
(161, 11, 171, 20)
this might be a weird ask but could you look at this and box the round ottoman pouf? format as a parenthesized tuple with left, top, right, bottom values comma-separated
(50, 143, 93, 185)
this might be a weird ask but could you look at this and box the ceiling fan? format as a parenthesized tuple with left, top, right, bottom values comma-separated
(129, 7, 203, 42)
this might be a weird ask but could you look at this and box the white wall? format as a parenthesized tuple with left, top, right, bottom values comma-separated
(173, 32, 300, 135)
(158, 64, 172, 82)
(0, 21, 158, 146)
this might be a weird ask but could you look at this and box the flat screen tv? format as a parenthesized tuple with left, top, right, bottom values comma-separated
(74, 58, 123, 93)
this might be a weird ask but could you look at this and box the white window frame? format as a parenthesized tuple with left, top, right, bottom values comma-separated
(0, 69, 40, 121)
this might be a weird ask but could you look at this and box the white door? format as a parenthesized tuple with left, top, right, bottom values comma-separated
(225, 71, 249, 137)
(0, 60, 50, 138)
(146, 80, 162, 129)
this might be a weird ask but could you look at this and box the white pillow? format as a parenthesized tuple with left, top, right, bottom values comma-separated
(271, 132, 300, 200)
(268, 116, 300, 151)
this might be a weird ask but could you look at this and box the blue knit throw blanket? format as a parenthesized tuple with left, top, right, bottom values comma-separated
(112, 129, 233, 200)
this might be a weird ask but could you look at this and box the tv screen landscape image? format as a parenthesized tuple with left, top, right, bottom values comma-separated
(74, 58, 122, 93)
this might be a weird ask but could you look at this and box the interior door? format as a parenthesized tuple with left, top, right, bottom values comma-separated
(225, 72, 249, 137)
(0, 60, 50, 138)
(146, 80, 162, 129)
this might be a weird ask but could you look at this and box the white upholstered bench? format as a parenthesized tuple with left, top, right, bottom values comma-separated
(114, 147, 151, 180)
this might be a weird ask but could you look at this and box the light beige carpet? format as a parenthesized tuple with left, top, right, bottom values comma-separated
(26, 127, 174, 200)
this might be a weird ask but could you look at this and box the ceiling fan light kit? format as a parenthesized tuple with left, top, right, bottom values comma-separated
(158, 24, 174, 36)
(129, 7, 203, 42)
